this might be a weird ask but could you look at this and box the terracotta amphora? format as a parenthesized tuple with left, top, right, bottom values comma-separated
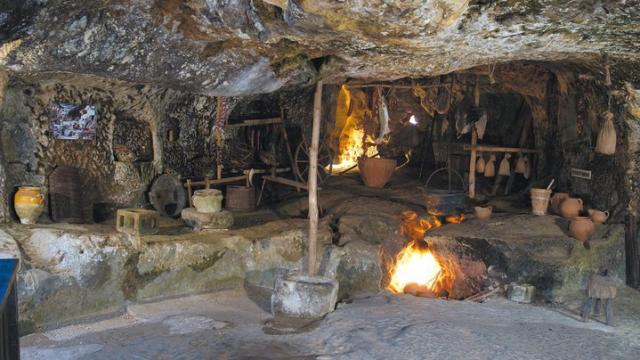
(550, 192, 569, 215)
(588, 209, 609, 224)
(560, 197, 583, 219)
(569, 216, 595, 242)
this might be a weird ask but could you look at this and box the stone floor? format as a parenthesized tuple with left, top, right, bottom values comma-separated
(20, 287, 640, 360)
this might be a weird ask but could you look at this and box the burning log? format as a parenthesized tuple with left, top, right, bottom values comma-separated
(403, 283, 437, 298)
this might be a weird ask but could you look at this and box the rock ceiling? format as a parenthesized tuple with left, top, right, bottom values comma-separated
(0, 0, 638, 95)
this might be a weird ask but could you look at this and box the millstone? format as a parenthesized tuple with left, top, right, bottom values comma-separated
(181, 207, 234, 231)
(271, 273, 339, 319)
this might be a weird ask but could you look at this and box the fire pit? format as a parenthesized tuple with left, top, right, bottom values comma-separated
(386, 211, 485, 300)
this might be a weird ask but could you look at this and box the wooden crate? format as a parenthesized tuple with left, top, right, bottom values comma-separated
(116, 209, 160, 235)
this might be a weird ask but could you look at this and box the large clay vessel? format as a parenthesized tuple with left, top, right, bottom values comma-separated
(14, 186, 45, 224)
(192, 189, 223, 213)
(550, 192, 569, 215)
(560, 197, 583, 219)
(588, 209, 609, 224)
(569, 216, 595, 242)
(358, 157, 396, 188)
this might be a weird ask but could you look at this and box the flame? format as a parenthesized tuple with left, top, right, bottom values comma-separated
(387, 211, 461, 296)
(328, 85, 377, 172)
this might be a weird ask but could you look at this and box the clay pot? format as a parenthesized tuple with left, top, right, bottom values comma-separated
(474, 206, 493, 220)
(550, 192, 569, 215)
(358, 157, 396, 188)
(192, 189, 223, 213)
(14, 186, 45, 224)
(569, 216, 595, 242)
(588, 209, 609, 224)
(560, 197, 583, 219)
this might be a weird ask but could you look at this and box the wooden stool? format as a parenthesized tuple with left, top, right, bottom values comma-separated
(581, 275, 617, 326)
(116, 209, 160, 236)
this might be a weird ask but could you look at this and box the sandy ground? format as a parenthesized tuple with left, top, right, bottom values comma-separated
(20, 288, 640, 360)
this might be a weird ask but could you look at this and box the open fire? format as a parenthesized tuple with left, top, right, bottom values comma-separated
(387, 211, 462, 297)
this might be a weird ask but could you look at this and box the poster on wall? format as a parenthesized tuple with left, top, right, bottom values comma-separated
(49, 102, 97, 140)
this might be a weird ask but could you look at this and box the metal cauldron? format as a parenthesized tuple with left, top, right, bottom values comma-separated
(423, 167, 467, 216)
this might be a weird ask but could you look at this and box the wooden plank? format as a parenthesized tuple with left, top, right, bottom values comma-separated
(226, 117, 282, 128)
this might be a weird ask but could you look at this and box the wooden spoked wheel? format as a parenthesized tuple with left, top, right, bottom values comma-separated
(294, 140, 333, 185)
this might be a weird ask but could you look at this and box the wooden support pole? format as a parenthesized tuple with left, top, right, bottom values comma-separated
(469, 128, 478, 198)
(308, 80, 323, 276)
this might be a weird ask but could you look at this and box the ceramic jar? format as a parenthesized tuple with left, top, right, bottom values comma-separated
(192, 189, 224, 213)
(474, 206, 493, 220)
(14, 186, 45, 224)
(560, 197, 583, 219)
(569, 216, 595, 242)
(550, 192, 569, 215)
(588, 209, 609, 224)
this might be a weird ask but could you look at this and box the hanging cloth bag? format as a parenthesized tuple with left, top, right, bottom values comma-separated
(484, 154, 496, 177)
(476, 155, 486, 173)
(498, 153, 511, 176)
(515, 154, 526, 174)
(595, 111, 616, 155)
(523, 156, 531, 179)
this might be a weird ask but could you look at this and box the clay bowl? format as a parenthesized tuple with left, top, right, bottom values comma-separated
(588, 209, 609, 224)
(474, 206, 493, 221)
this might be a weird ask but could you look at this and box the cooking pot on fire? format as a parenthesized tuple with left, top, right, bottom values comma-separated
(423, 167, 467, 216)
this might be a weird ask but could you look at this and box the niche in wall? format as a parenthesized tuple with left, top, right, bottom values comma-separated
(112, 112, 153, 162)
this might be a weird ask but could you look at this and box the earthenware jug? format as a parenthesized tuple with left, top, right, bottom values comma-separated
(560, 197, 583, 219)
(474, 206, 492, 220)
(14, 186, 45, 224)
(192, 189, 223, 213)
(550, 192, 569, 215)
(588, 209, 609, 224)
(569, 216, 595, 242)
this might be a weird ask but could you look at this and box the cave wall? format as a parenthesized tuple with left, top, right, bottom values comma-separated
(0, 76, 230, 222)
(0, 75, 339, 223)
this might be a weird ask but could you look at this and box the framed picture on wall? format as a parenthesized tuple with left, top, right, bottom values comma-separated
(49, 102, 97, 140)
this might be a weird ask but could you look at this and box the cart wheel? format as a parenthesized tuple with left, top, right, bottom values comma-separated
(294, 140, 333, 184)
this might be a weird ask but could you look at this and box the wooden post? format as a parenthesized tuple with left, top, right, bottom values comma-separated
(469, 128, 478, 198)
(186, 179, 193, 208)
(308, 81, 323, 276)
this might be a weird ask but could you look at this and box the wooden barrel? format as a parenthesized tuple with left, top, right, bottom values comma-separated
(49, 166, 83, 223)
(530, 188, 551, 216)
(225, 186, 256, 211)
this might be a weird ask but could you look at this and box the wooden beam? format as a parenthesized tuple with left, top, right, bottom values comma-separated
(463, 145, 542, 154)
(183, 175, 247, 188)
(262, 175, 310, 190)
(308, 81, 322, 276)
(225, 117, 282, 128)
